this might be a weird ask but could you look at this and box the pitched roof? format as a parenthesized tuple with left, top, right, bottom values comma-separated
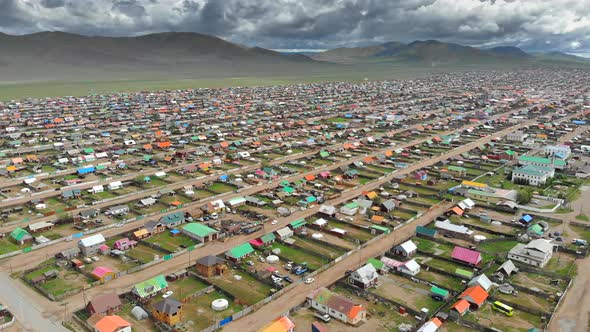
(79, 234, 106, 247)
(10, 227, 31, 241)
(307, 287, 364, 319)
(396, 240, 417, 253)
(153, 298, 182, 315)
(132, 275, 168, 298)
(88, 293, 122, 314)
(460, 285, 489, 306)
(182, 223, 218, 237)
(468, 274, 493, 291)
(94, 315, 131, 332)
(196, 255, 226, 266)
(261, 316, 296, 332)
(451, 299, 470, 314)
(451, 246, 482, 265)
(226, 242, 254, 259)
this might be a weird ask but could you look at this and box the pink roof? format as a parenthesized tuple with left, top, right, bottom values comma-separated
(99, 244, 109, 250)
(380, 256, 403, 268)
(249, 239, 264, 247)
(255, 169, 266, 176)
(266, 266, 277, 272)
(92, 266, 114, 277)
(451, 246, 482, 265)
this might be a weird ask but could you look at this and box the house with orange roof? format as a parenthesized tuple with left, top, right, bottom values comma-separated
(260, 316, 296, 332)
(449, 299, 470, 318)
(87, 314, 132, 332)
(307, 287, 366, 325)
(156, 141, 171, 149)
(459, 285, 489, 310)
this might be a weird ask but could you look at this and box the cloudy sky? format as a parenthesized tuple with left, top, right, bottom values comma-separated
(1, 0, 589, 55)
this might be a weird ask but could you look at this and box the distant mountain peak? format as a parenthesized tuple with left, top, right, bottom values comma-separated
(486, 46, 531, 57)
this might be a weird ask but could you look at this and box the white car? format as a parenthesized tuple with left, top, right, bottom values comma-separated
(304, 278, 314, 284)
(162, 291, 174, 298)
(91, 256, 100, 262)
(271, 220, 278, 225)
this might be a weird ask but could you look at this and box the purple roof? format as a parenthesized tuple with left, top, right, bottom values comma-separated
(451, 246, 482, 265)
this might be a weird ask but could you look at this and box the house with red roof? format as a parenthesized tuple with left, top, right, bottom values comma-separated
(451, 246, 482, 266)
(459, 285, 489, 310)
(91, 266, 116, 282)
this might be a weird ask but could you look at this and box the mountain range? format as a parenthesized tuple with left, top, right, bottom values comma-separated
(0, 31, 587, 83)
(309, 39, 588, 65)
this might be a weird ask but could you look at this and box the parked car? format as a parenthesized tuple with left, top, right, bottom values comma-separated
(314, 313, 331, 323)
(162, 291, 174, 298)
(304, 278, 314, 284)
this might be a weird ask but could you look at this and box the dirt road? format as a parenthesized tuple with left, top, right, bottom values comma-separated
(548, 186, 590, 332)
(227, 202, 453, 331)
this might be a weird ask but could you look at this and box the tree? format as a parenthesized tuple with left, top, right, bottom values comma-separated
(517, 188, 533, 204)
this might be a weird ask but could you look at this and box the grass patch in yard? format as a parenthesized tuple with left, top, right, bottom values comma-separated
(181, 290, 244, 331)
(292, 236, 345, 259)
(269, 242, 325, 270)
(0, 239, 24, 255)
(208, 182, 237, 194)
(575, 214, 589, 221)
(144, 231, 196, 253)
(206, 269, 272, 305)
(544, 255, 577, 277)
(125, 245, 167, 263)
(167, 276, 210, 298)
(478, 240, 519, 255)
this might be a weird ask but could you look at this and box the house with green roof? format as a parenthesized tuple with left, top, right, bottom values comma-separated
(182, 223, 218, 242)
(159, 211, 185, 228)
(512, 164, 555, 186)
(370, 225, 390, 235)
(319, 150, 330, 158)
(340, 202, 359, 216)
(519, 155, 566, 169)
(225, 242, 254, 262)
(526, 224, 545, 238)
(367, 258, 385, 272)
(289, 219, 307, 229)
(10, 227, 32, 244)
(431, 286, 450, 299)
(298, 196, 317, 207)
(447, 165, 467, 176)
(416, 226, 437, 238)
(132, 275, 168, 301)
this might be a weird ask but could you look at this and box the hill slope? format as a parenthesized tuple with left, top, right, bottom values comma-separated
(0, 31, 322, 82)
(311, 40, 588, 67)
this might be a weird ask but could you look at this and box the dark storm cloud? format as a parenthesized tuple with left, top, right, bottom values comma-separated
(112, 0, 147, 18)
(0, 0, 588, 54)
(40, 0, 65, 8)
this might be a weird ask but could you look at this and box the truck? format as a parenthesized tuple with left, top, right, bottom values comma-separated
(572, 238, 588, 246)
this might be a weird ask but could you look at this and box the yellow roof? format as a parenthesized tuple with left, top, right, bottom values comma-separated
(133, 229, 149, 237)
(461, 180, 488, 188)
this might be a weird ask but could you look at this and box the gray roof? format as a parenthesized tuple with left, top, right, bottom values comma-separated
(196, 255, 226, 267)
(496, 260, 518, 276)
(153, 298, 182, 315)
